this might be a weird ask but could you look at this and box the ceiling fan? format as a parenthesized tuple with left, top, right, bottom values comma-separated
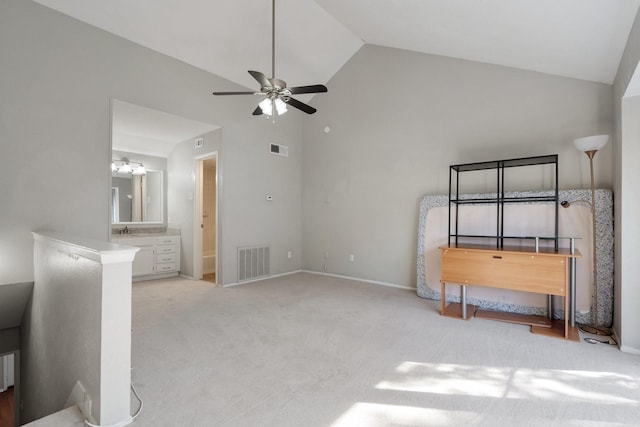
(212, 0, 327, 119)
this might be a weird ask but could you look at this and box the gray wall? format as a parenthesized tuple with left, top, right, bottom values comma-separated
(0, 0, 303, 288)
(613, 9, 640, 353)
(0, 328, 20, 357)
(168, 129, 222, 279)
(301, 44, 613, 287)
(168, 124, 303, 283)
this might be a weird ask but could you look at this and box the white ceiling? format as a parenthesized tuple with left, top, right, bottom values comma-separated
(112, 100, 220, 157)
(33, 0, 640, 155)
(33, 0, 640, 88)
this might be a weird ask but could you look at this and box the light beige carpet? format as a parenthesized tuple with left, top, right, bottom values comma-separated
(129, 273, 640, 427)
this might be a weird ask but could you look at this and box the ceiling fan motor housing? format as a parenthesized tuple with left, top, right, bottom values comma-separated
(267, 78, 286, 91)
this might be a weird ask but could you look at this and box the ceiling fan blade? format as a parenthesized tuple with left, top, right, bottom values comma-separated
(212, 91, 258, 95)
(252, 106, 264, 116)
(248, 70, 272, 88)
(283, 97, 317, 114)
(287, 84, 328, 95)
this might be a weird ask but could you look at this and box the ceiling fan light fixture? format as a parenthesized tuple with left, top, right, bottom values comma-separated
(259, 97, 288, 117)
(275, 98, 288, 115)
(259, 98, 273, 116)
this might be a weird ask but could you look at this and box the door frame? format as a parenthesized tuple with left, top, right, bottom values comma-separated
(0, 351, 19, 426)
(194, 152, 219, 282)
(2, 353, 14, 391)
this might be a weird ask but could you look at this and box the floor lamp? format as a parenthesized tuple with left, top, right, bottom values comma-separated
(573, 134, 609, 333)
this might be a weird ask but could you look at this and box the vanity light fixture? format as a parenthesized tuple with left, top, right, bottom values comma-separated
(132, 164, 147, 175)
(118, 163, 133, 174)
(112, 157, 146, 175)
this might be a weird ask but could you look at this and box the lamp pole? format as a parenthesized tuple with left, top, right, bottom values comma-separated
(573, 134, 608, 332)
(585, 149, 599, 326)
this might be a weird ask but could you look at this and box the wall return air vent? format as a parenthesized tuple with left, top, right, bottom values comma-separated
(238, 245, 270, 282)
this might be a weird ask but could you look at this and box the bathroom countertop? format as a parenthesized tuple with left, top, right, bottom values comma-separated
(112, 228, 181, 238)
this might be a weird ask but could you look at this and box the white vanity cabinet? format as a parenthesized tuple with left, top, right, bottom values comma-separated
(113, 234, 181, 281)
(155, 235, 180, 274)
(131, 238, 155, 277)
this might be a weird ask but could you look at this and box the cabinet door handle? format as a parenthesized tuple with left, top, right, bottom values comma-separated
(492, 255, 502, 259)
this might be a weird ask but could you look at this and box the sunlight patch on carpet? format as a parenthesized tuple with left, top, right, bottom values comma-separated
(330, 402, 477, 427)
(375, 361, 639, 405)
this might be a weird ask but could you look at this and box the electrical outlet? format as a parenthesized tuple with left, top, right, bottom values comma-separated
(349, 254, 355, 262)
(287, 251, 292, 259)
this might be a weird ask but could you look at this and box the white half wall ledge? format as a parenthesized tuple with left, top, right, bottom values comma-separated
(32, 232, 139, 264)
(26, 231, 138, 425)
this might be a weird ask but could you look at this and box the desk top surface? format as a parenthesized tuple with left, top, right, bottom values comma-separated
(439, 244, 581, 258)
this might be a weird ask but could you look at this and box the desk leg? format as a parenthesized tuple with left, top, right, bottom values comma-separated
(547, 295, 553, 320)
(441, 281, 475, 320)
(569, 238, 576, 327)
(461, 285, 467, 319)
(565, 295, 569, 339)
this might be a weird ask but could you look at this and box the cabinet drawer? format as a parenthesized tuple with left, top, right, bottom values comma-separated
(156, 244, 176, 254)
(156, 253, 177, 264)
(441, 248, 567, 296)
(156, 263, 177, 272)
(156, 235, 180, 245)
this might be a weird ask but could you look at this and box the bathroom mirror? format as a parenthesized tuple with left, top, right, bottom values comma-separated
(110, 99, 219, 229)
(111, 170, 163, 224)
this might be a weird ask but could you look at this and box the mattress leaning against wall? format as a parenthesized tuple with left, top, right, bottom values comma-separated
(416, 189, 614, 326)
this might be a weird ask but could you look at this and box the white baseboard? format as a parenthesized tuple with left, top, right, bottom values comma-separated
(221, 270, 303, 287)
(611, 326, 640, 354)
(64, 380, 93, 422)
(620, 345, 640, 355)
(612, 326, 622, 350)
(132, 272, 179, 282)
(301, 270, 416, 291)
(196, 269, 415, 291)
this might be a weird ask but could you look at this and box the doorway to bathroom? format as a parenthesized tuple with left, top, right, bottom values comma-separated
(195, 153, 218, 284)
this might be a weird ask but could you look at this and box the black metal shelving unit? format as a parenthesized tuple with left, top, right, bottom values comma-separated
(448, 154, 559, 251)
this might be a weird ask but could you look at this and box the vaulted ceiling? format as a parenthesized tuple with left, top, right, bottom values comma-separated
(33, 0, 640, 93)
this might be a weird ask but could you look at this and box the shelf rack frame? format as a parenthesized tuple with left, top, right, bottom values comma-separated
(448, 154, 559, 251)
